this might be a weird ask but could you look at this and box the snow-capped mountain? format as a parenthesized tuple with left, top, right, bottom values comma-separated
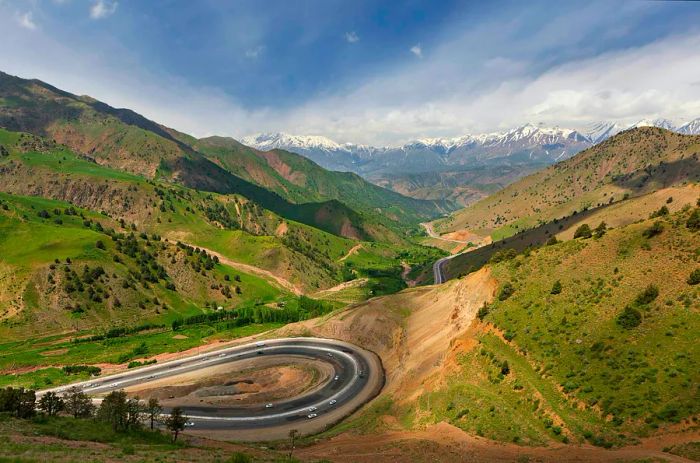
(630, 118, 677, 131)
(241, 132, 344, 152)
(242, 118, 698, 176)
(240, 132, 377, 171)
(678, 118, 700, 135)
(584, 121, 624, 144)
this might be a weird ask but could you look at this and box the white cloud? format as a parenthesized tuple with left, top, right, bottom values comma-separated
(90, 0, 117, 19)
(17, 11, 36, 30)
(1, 1, 699, 147)
(410, 44, 422, 58)
(245, 45, 265, 59)
(345, 31, 359, 43)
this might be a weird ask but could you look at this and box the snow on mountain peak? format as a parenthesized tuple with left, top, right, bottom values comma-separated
(241, 132, 343, 152)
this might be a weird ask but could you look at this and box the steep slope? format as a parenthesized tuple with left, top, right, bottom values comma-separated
(0, 128, 440, 297)
(193, 136, 451, 229)
(0, 71, 442, 241)
(435, 127, 700, 237)
(289, 206, 700, 449)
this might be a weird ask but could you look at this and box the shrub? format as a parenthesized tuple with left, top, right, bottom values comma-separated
(573, 224, 592, 239)
(642, 221, 664, 238)
(477, 303, 489, 320)
(634, 284, 659, 306)
(498, 282, 515, 301)
(687, 269, 700, 285)
(500, 360, 510, 375)
(489, 248, 518, 264)
(594, 222, 607, 238)
(95, 240, 105, 250)
(550, 280, 562, 295)
(649, 206, 669, 218)
(617, 306, 642, 329)
(687, 209, 700, 231)
(546, 236, 559, 246)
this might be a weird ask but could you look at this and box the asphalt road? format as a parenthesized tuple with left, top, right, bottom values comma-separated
(39, 337, 384, 439)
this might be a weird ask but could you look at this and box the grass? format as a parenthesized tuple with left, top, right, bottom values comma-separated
(481, 209, 700, 440)
(0, 322, 281, 385)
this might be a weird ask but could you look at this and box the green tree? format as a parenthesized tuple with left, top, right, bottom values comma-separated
(63, 386, 95, 419)
(145, 397, 162, 430)
(642, 221, 664, 238)
(687, 209, 700, 231)
(97, 390, 129, 431)
(594, 222, 607, 238)
(165, 407, 188, 442)
(0, 387, 35, 418)
(573, 224, 592, 239)
(38, 391, 64, 416)
(617, 306, 642, 329)
(550, 280, 562, 295)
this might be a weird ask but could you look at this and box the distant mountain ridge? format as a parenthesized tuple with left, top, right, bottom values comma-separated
(242, 117, 700, 176)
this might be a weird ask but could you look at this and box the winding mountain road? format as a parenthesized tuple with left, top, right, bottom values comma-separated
(422, 222, 468, 284)
(39, 338, 384, 441)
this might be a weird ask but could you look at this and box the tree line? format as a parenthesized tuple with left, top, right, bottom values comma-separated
(0, 386, 189, 442)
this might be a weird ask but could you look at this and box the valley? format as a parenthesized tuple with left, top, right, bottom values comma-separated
(1, 67, 699, 463)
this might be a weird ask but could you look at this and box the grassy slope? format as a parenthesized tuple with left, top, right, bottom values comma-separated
(414, 208, 699, 447)
(0, 415, 281, 463)
(195, 136, 451, 228)
(435, 128, 700, 239)
(0, 192, 283, 335)
(0, 128, 441, 294)
(0, 71, 445, 241)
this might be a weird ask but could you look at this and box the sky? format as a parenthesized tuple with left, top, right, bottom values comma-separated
(1, 0, 700, 145)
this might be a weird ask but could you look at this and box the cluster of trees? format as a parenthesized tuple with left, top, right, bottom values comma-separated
(573, 222, 607, 240)
(0, 386, 189, 442)
(171, 296, 334, 331)
(175, 241, 219, 274)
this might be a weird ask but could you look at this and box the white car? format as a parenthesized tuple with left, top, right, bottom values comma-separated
(265, 403, 274, 408)
(307, 406, 317, 412)
(329, 399, 337, 405)
(184, 421, 195, 427)
(334, 375, 340, 381)
(219, 353, 226, 357)
(326, 352, 333, 357)
(307, 413, 317, 419)
(255, 342, 265, 347)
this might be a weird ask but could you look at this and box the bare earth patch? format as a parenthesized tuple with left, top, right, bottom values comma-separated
(126, 356, 333, 407)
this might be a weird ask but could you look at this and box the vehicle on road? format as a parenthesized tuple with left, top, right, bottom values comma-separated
(329, 399, 337, 405)
(256, 350, 264, 355)
(334, 375, 340, 381)
(255, 342, 265, 347)
(308, 406, 317, 412)
(184, 421, 195, 427)
(307, 413, 317, 419)
(265, 403, 274, 408)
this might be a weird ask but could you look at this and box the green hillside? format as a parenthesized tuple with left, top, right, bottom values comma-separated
(195, 136, 452, 229)
(0, 71, 446, 242)
(435, 128, 700, 240)
(413, 206, 700, 447)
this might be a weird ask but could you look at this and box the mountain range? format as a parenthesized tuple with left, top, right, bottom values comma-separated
(242, 117, 700, 175)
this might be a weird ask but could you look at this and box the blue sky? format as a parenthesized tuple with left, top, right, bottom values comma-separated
(1, 0, 700, 144)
